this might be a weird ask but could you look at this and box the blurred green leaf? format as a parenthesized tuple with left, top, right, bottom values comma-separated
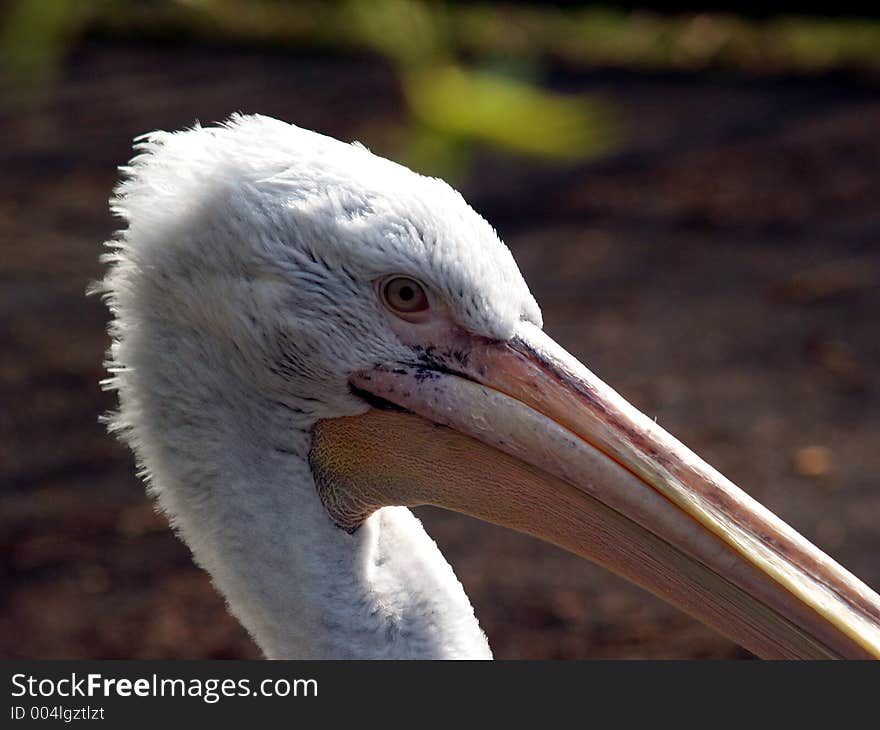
(11, 1, 877, 178)
(1, 0, 102, 90)
(342, 0, 448, 64)
(772, 17, 880, 71)
(403, 64, 616, 160)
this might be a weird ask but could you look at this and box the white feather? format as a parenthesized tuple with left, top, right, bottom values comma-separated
(98, 114, 542, 659)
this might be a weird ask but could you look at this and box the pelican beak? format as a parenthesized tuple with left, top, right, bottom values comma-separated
(310, 321, 880, 659)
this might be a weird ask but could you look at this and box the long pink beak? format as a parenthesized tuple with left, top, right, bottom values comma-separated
(310, 321, 880, 658)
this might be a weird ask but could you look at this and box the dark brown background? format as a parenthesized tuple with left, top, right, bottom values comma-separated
(2, 33, 879, 658)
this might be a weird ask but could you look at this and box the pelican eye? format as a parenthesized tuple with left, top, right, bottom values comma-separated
(380, 276, 430, 319)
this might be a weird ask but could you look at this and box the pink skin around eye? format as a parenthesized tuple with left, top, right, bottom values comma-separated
(376, 277, 507, 367)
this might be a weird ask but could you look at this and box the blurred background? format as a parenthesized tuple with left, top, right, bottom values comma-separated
(1, 0, 879, 659)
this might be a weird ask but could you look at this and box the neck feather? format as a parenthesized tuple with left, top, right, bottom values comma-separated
(109, 318, 490, 659)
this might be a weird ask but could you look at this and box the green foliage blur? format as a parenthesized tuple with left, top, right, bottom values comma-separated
(3, 1, 879, 178)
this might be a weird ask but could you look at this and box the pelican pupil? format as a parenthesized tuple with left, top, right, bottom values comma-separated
(399, 286, 414, 301)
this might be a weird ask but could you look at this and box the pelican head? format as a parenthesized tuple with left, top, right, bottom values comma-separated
(99, 114, 880, 659)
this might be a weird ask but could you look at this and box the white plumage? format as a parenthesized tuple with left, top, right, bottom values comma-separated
(98, 114, 880, 661)
(100, 114, 543, 658)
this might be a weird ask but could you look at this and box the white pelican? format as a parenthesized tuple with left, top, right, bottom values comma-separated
(98, 114, 880, 659)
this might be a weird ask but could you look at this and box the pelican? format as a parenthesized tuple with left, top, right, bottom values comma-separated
(97, 114, 880, 659)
